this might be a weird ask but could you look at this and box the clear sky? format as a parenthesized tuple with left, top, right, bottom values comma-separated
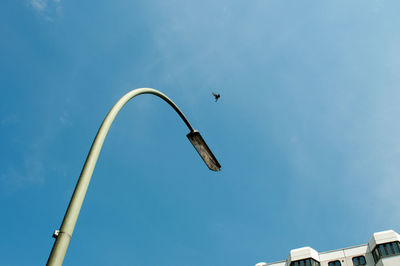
(1, 0, 400, 265)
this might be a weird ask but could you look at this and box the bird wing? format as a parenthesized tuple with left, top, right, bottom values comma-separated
(212, 92, 217, 97)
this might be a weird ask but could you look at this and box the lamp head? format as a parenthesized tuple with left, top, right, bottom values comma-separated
(187, 130, 221, 171)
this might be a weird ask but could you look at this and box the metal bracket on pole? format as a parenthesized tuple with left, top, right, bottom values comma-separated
(53, 230, 60, 239)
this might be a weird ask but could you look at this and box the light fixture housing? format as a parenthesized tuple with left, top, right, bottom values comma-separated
(187, 130, 221, 171)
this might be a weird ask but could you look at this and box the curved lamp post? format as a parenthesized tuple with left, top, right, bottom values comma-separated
(47, 88, 221, 265)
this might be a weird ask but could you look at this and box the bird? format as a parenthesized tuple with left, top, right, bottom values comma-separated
(212, 92, 220, 102)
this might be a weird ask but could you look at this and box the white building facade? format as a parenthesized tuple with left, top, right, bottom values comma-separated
(256, 230, 400, 266)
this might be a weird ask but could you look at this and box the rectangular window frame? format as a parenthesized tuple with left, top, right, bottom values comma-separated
(328, 260, 341, 266)
(372, 241, 400, 263)
(352, 255, 366, 266)
(290, 258, 320, 266)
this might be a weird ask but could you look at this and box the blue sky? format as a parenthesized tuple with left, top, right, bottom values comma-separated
(1, 0, 400, 265)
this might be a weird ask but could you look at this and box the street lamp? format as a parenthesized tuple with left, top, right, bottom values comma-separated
(187, 130, 220, 171)
(46, 88, 220, 265)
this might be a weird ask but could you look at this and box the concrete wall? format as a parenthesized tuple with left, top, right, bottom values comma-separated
(377, 256, 400, 266)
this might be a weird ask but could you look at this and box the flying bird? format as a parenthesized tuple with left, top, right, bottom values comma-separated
(212, 92, 220, 102)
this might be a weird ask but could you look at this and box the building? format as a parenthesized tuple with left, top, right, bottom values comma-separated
(255, 230, 400, 266)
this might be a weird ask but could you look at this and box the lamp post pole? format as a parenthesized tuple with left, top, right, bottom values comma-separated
(47, 88, 220, 265)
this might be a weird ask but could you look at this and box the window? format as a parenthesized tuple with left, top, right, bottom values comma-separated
(328, 261, 341, 266)
(352, 256, 366, 265)
(372, 241, 400, 263)
(372, 247, 380, 262)
(394, 242, 400, 253)
(379, 244, 387, 256)
(290, 258, 320, 266)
